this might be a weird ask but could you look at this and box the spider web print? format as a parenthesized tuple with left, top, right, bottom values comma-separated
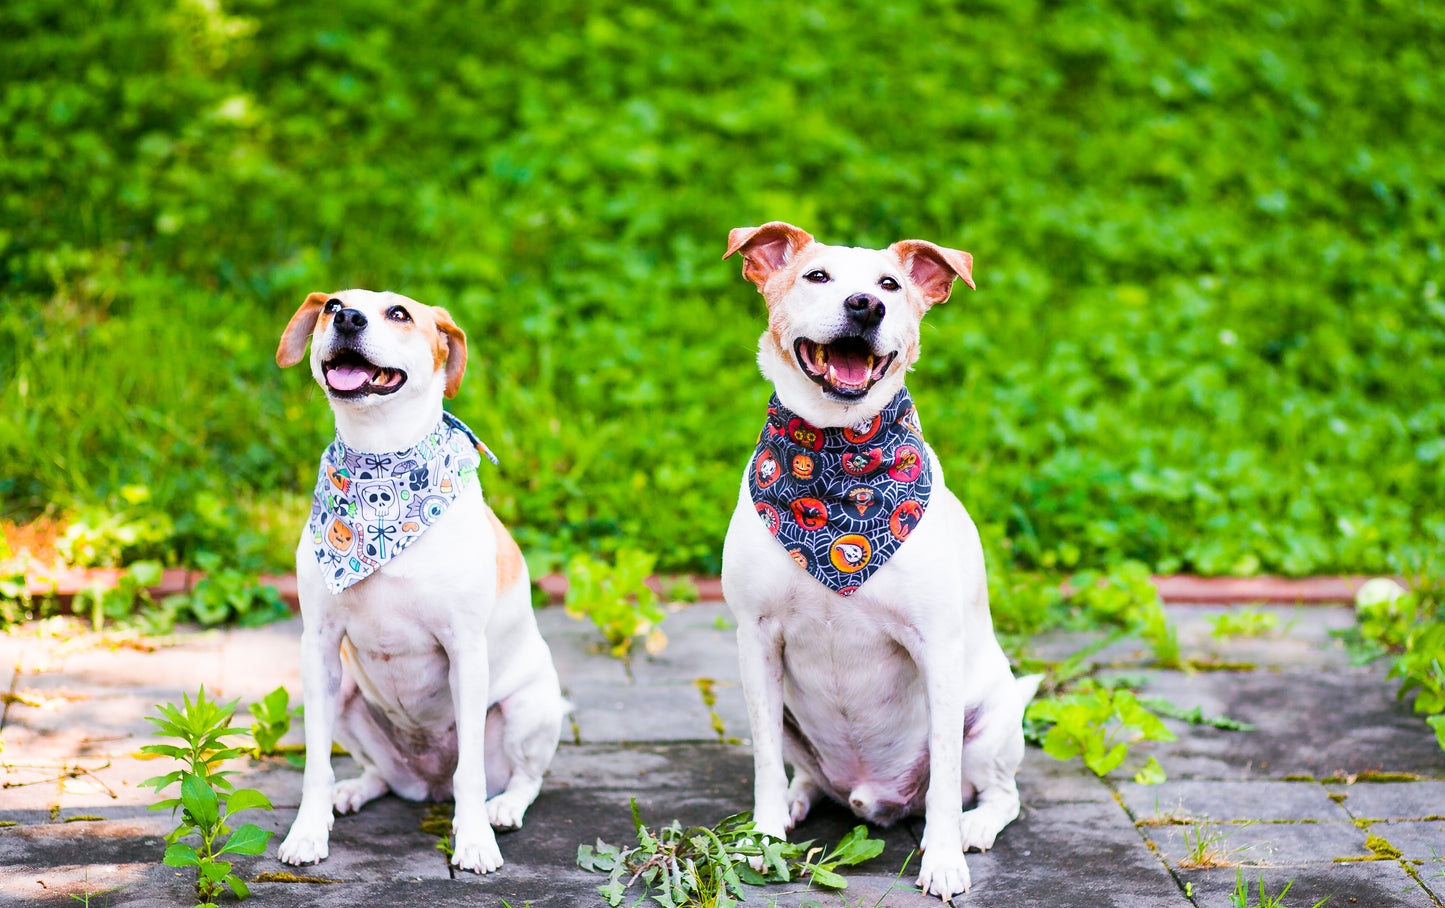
(306, 412, 497, 594)
(747, 388, 933, 596)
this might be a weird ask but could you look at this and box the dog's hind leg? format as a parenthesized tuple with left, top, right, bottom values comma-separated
(957, 674, 1043, 851)
(331, 677, 429, 811)
(484, 680, 566, 831)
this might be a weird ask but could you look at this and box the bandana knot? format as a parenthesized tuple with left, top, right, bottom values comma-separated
(308, 412, 498, 593)
(747, 387, 933, 595)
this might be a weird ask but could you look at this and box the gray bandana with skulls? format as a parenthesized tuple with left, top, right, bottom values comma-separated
(307, 412, 498, 594)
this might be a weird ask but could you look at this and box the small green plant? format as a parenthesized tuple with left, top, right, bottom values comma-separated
(577, 800, 883, 906)
(1068, 562, 1182, 668)
(1341, 569, 1445, 753)
(72, 560, 163, 632)
(163, 556, 288, 628)
(1025, 683, 1177, 781)
(1210, 608, 1281, 639)
(140, 687, 275, 907)
(1229, 867, 1329, 907)
(565, 549, 667, 659)
(1178, 818, 1253, 869)
(248, 686, 302, 758)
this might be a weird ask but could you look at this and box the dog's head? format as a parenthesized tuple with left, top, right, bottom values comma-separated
(275, 289, 467, 413)
(724, 222, 973, 426)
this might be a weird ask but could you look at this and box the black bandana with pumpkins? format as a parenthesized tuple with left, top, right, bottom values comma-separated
(307, 411, 498, 594)
(748, 388, 933, 595)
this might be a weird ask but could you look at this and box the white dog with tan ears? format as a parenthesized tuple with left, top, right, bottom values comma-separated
(720, 223, 1042, 899)
(273, 290, 565, 874)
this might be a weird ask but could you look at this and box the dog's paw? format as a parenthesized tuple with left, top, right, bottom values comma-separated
(277, 824, 330, 866)
(959, 808, 1002, 852)
(332, 774, 388, 815)
(486, 793, 528, 831)
(785, 778, 816, 829)
(451, 824, 504, 874)
(916, 849, 971, 900)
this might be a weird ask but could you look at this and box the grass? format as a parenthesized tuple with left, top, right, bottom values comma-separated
(2, 0, 1444, 585)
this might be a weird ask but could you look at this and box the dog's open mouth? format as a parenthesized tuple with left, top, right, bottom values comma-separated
(323, 349, 407, 397)
(794, 337, 897, 400)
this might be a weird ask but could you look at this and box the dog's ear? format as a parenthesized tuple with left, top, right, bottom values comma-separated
(277, 292, 331, 367)
(888, 240, 975, 307)
(432, 307, 468, 398)
(723, 221, 815, 290)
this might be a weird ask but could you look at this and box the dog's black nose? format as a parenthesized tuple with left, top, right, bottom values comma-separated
(334, 308, 368, 333)
(844, 293, 884, 329)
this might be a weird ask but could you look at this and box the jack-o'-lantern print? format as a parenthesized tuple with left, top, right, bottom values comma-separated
(786, 417, 825, 452)
(755, 447, 782, 488)
(890, 500, 924, 540)
(843, 414, 881, 444)
(756, 502, 781, 535)
(746, 389, 933, 595)
(791, 454, 815, 480)
(328, 465, 352, 493)
(844, 485, 879, 518)
(790, 497, 828, 531)
(888, 445, 924, 483)
(842, 448, 883, 477)
(829, 534, 872, 573)
(326, 517, 355, 552)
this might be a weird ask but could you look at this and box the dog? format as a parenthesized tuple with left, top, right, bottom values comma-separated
(720, 223, 1042, 899)
(273, 290, 566, 874)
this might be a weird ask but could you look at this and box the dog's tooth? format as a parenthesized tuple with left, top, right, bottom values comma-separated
(827, 364, 838, 384)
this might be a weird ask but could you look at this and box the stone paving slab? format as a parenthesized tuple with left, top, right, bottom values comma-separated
(1329, 781, 1445, 820)
(1104, 664, 1445, 781)
(1117, 780, 1353, 823)
(1179, 859, 1439, 908)
(1139, 818, 1373, 866)
(5, 601, 1445, 907)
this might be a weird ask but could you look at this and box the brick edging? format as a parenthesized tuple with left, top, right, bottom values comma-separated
(18, 566, 1385, 611)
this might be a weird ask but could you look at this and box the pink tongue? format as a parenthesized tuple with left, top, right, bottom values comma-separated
(831, 349, 871, 383)
(327, 366, 372, 391)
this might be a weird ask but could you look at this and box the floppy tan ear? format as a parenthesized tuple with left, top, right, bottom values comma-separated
(276, 292, 331, 367)
(432, 307, 468, 398)
(723, 221, 815, 290)
(888, 240, 975, 307)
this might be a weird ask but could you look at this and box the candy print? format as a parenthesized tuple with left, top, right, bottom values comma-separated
(308, 412, 496, 594)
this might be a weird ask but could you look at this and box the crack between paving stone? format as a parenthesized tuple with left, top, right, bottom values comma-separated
(0, 650, 22, 734)
(1106, 781, 1202, 906)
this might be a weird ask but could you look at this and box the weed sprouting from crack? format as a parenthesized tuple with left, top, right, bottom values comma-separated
(1177, 818, 1255, 869)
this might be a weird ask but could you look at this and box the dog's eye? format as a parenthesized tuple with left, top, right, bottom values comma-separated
(879, 276, 901, 292)
(324, 298, 342, 313)
(803, 270, 830, 284)
(387, 306, 412, 323)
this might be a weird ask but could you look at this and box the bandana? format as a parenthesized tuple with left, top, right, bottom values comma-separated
(748, 388, 933, 595)
(307, 412, 499, 594)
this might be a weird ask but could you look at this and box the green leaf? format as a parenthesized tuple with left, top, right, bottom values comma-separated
(218, 823, 273, 856)
(806, 864, 849, 889)
(223, 873, 251, 899)
(223, 788, 272, 816)
(200, 858, 233, 881)
(1134, 756, 1167, 784)
(163, 842, 200, 867)
(181, 774, 220, 830)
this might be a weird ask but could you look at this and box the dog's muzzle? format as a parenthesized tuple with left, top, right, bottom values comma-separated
(793, 336, 898, 400)
(322, 347, 407, 398)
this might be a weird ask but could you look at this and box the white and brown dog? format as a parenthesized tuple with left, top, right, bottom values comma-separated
(274, 290, 565, 874)
(720, 224, 1041, 899)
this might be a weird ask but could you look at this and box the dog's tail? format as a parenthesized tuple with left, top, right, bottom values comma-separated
(1015, 673, 1045, 709)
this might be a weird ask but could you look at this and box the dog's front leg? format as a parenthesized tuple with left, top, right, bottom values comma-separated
(910, 631, 972, 899)
(447, 640, 503, 873)
(735, 615, 791, 840)
(278, 617, 346, 865)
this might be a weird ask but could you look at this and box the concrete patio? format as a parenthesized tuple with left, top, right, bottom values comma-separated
(2, 601, 1443, 907)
